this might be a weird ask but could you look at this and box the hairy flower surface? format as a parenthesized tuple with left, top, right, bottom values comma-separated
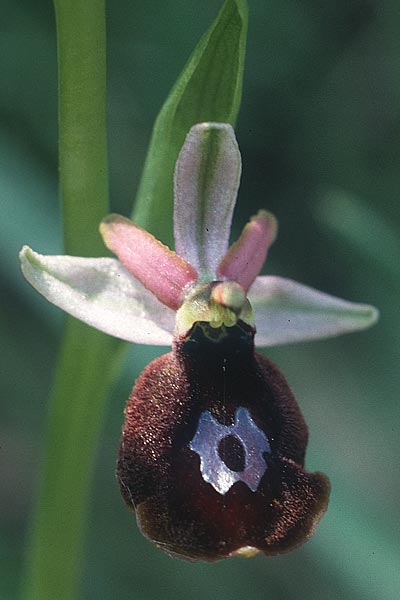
(20, 123, 378, 561)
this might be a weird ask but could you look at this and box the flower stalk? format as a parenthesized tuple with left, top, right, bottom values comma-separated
(22, 2, 119, 599)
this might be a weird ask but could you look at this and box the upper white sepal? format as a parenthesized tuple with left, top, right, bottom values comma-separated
(174, 123, 241, 279)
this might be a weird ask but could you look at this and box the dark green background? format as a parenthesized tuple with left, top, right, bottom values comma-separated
(1, 1, 399, 598)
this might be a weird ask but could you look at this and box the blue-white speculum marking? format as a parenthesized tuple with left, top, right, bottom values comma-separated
(189, 407, 271, 495)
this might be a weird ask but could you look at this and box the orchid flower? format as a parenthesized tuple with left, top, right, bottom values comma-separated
(20, 123, 378, 561)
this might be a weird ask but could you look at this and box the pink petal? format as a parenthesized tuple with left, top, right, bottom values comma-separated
(100, 214, 197, 310)
(217, 210, 277, 291)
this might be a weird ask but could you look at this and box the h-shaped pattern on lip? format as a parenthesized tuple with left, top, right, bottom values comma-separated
(189, 407, 271, 495)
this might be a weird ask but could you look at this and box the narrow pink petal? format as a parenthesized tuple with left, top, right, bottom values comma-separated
(100, 214, 197, 310)
(217, 210, 278, 291)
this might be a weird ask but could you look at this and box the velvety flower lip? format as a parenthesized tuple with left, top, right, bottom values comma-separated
(117, 329, 331, 561)
(19, 122, 378, 347)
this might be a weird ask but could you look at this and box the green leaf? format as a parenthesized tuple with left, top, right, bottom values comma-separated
(132, 0, 248, 247)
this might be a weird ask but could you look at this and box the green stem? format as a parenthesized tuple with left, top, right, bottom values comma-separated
(56, 0, 108, 257)
(22, 2, 123, 599)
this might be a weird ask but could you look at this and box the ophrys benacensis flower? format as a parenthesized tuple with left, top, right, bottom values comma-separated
(20, 123, 378, 561)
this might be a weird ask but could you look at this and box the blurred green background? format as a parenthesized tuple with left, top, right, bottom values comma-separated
(1, 0, 399, 599)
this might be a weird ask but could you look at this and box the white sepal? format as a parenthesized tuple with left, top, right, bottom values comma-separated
(248, 275, 378, 347)
(19, 246, 175, 345)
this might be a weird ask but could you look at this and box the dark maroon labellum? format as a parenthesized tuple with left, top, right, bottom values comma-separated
(117, 321, 330, 561)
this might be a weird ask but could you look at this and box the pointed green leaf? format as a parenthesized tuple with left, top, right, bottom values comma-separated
(132, 0, 248, 247)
